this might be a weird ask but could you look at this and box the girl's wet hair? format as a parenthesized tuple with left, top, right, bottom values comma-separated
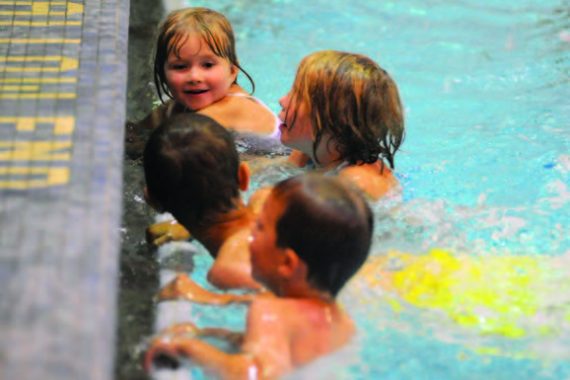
(272, 174, 373, 297)
(143, 113, 241, 226)
(285, 50, 405, 169)
(153, 7, 255, 103)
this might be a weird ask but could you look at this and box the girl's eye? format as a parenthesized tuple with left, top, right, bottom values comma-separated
(202, 62, 215, 69)
(169, 63, 186, 70)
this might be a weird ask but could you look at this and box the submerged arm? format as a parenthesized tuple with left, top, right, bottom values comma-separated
(145, 337, 259, 379)
(159, 273, 255, 305)
(145, 299, 292, 379)
(207, 229, 264, 291)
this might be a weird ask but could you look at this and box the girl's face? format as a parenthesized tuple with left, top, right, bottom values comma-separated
(249, 193, 286, 292)
(165, 35, 237, 111)
(278, 92, 314, 154)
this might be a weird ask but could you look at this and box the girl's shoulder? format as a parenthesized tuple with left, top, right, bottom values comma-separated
(201, 89, 278, 136)
(338, 161, 398, 200)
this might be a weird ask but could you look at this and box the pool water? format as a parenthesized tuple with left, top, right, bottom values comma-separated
(132, 0, 570, 379)
(190, 0, 569, 253)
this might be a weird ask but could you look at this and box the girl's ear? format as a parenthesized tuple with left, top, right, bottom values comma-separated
(230, 65, 239, 83)
(238, 162, 251, 192)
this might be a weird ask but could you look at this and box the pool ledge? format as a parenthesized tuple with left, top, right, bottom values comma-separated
(0, 1, 129, 379)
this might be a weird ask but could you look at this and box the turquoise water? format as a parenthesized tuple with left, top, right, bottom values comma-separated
(196, 0, 570, 255)
(163, 0, 570, 378)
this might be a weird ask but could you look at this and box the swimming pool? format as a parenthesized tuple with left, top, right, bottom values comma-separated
(127, 0, 570, 378)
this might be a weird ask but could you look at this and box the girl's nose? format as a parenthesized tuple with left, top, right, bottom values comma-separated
(278, 93, 289, 109)
(187, 67, 202, 83)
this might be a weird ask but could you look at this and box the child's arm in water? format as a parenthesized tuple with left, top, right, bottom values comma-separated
(155, 322, 245, 347)
(158, 273, 256, 305)
(145, 298, 292, 379)
(207, 229, 264, 291)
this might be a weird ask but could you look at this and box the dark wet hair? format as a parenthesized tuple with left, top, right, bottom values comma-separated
(272, 174, 373, 297)
(143, 113, 240, 226)
(286, 50, 405, 169)
(153, 7, 255, 103)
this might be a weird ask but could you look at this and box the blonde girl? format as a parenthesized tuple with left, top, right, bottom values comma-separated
(278, 50, 405, 199)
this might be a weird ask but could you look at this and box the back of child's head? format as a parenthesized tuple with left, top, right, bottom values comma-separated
(271, 174, 373, 297)
(143, 113, 240, 226)
(287, 50, 404, 169)
(153, 7, 254, 102)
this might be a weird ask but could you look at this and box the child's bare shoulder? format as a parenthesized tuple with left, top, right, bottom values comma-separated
(338, 161, 398, 200)
(247, 296, 304, 324)
(250, 298, 342, 327)
(249, 294, 283, 312)
(201, 92, 276, 135)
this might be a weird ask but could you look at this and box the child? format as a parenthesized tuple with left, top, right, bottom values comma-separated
(278, 50, 405, 200)
(143, 112, 260, 290)
(127, 7, 281, 159)
(145, 173, 374, 379)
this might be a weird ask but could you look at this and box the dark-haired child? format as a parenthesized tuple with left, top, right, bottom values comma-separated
(143, 112, 260, 290)
(145, 173, 373, 379)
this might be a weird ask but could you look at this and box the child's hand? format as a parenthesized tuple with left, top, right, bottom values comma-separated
(144, 334, 258, 378)
(146, 220, 192, 246)
(144, 336, 189, 372)
(144, 322, 204, 371)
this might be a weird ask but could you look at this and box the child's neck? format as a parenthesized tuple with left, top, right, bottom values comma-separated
(226, 83, 246, 95)
(279, 281, 335, 305)
(191, 201, 254, 257)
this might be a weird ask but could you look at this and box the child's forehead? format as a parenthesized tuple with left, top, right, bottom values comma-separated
(168, 35, 211, 56)
(168, 31, 228, 59)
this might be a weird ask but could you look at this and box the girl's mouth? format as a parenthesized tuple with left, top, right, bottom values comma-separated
(185, 89, 209, 95)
